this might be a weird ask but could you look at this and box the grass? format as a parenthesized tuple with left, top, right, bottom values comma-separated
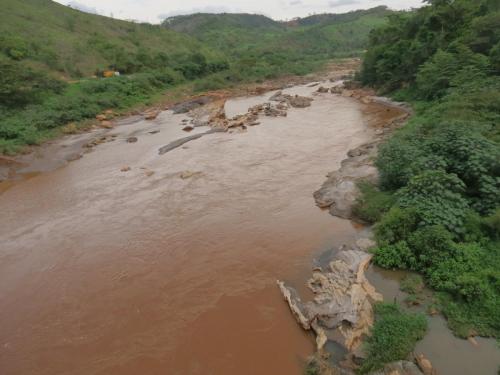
(352, 181, 396, 223)
(360, 303, 427, 374)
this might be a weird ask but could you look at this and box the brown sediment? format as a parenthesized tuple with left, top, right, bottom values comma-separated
(0, 74, 376, 375)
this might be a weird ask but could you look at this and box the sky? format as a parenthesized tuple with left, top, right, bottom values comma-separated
(54, 0, 424, 23)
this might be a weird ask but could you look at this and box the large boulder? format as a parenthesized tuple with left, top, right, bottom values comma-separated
(278, 247, 382, 353)
(313, 142, 379, 219)
(171, 96, 213, 114)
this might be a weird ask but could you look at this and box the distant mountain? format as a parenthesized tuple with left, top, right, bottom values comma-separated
(162, 7, 395, 58)
(284, 6, 393, 27)
(164, 13, 284, 34)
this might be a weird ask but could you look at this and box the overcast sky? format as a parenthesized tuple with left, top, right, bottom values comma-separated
(54, 0, 423, 23)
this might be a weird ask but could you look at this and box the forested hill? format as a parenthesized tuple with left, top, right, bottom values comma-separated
(164, 13, 284, 34)
(163, 7, 393, 58)
(354, 1, 500, 370)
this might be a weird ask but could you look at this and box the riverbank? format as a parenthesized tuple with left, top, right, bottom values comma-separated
(280, 81, 500, 375)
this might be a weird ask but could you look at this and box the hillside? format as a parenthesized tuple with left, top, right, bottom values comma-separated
(278, 7, 394, 56)
(160, 7, 393, 88)
(0, 0, 221, 78)
(164, 13, 284, 34)
(163, 7, 394, 58)
(285, 6, 392, 27)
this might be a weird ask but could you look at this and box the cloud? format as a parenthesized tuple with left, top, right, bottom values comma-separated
(328, 0, 360, 8)
(289, 0, 303, 5)
(67, 0, 98, 14)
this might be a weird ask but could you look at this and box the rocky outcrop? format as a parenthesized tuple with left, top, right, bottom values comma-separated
(144, 110, 160, 120)
(269, 90, 314, 108)
(415, 354, 436, 375)
(171, 96, 213, 114)
(313, 89, 411, 220)
(278, 244, 382, 354)
(158, 128, 224, 155)
(313, 141, 379, 219)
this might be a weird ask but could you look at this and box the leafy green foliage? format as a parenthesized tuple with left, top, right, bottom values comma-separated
(0, 71, 181, 152)
(360, 303, 427, 373)
(0, 57, 66, 107)
(397, 171, 469, 235)
(352, 181, 396, 223)
(363, 0, 500, 340)
(400, 274, 425, 295)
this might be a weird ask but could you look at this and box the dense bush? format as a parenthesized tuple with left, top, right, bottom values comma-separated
(396, 171, 469, 235)
(0, 69, 183, 153)
(360, 303, 427, 373)
(0, 56, 66, 108)
(352, 181, 395, 223)
(361, 0, 500, 342)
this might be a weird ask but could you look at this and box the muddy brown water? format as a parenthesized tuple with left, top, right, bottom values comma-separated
(2, 81, 497, 375)
(0, 84, 372, 375)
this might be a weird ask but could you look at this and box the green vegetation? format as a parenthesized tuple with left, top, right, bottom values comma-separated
(400, 274, 425, 295)
(353, 181, 396, 223)
(360, 303, 427, 373)
(164, 7, 393, 81)
(0, 1, 393, 154)
(400, 274, 426, 306)
(359, 0, 500, 340)
(0, 0, 220, 78)
(304, 359, 320, 375)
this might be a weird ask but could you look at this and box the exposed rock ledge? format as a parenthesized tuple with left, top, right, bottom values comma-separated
(277, 239, 382, 354)
(313, 96, 411, 220)
(278, 88, 416, 375)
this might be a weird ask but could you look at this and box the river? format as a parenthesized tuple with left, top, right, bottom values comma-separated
(0, 82, 372, 374)
(1, 79, 498, 375)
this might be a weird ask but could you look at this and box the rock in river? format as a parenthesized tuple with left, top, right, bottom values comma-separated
(278, 246, 382, 353)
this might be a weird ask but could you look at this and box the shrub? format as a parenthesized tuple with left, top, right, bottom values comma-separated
(400, 274, 425, 294)
(482, 209, 500, 240)
(406, 225, 456, 271)
(374, 241, 416, 270)
(352, 181, 395, 223)
(0, 57, 66, 108)
(360, 303, 427, 374)
(396, 170, 469, 236)
(375, 206, 419, 244)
